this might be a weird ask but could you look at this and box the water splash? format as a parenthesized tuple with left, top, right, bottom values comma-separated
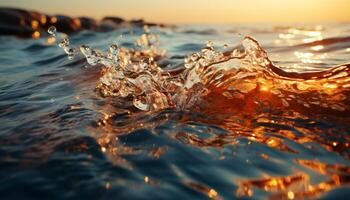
(48, 26, 76, 60)
(41, 25, 350, 200)
(49, 26, 350, 116)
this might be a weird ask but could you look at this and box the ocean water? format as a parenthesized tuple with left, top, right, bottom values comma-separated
(0, 23, 350, 199)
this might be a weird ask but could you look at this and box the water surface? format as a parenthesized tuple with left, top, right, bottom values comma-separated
(1, 23, 350, 199)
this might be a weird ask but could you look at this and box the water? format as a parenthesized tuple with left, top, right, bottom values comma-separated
(0, 23, 350, 199)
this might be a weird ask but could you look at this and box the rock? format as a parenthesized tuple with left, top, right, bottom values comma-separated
(130, 19, 145, 27)
(0, 24, 34, 37)
(51, 15, 82, 33)
(145, 22, 166, 28)
(98, 21, 118, 32)
(0, 8, 46, 37)
(130, 19, 167, 28)
(102, 16, 125, 24)
(99, 16, 126, 31)
(78, 17, 98, 30)
(0, 7, 169, 38)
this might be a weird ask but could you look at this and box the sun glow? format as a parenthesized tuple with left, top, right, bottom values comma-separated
(0, 0, 349, 24)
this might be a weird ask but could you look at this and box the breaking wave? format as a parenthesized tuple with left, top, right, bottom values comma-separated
(48, 25, 350, 118)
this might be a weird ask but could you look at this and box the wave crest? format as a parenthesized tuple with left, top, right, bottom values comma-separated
(48, 26, 350, 116)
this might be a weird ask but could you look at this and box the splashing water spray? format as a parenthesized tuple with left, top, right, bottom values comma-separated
(48, 26, 350, 114)
(47, 25, 232, 112)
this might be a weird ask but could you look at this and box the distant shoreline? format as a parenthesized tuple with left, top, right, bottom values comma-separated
(0, 7, 168, 38)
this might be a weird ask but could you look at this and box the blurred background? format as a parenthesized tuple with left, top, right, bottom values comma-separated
(1, 0, 350, 24)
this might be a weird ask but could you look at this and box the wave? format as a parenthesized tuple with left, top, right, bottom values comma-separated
(47, 26, 350, 120)
(271, 35, 350, 53)
(2, 24, 350, 200)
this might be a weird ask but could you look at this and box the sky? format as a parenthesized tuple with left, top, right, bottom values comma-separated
(1, 0, 349, 24)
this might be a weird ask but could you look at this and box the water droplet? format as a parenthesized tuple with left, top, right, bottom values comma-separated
(48, 26, 56, 35)
(133, 97, 150, 111)
(206, 40, 213, 48)
(143, 25, 150, 33)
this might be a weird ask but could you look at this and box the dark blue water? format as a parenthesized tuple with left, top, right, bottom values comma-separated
(1, 24, 350, 199)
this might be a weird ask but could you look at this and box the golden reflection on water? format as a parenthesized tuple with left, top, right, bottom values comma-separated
(65, 23, 350, 199)
(40, 15, 47, 25)
(47, 37, 56, 44)
(50, 17, 58, 24)
(187, 64, 349, 198)
(275, 26, 324, 47)
(90, 98, 350, 197)
(294, 51, 326, 64)
(311, 45, 324, 51)
(31, 20, 39, 29)
(287, 27, 322, 37)
(236, 160, 350, 199)
(92, 97, 350, 198)
(186, 182, 220, 199)
(31, 31, 40, 39)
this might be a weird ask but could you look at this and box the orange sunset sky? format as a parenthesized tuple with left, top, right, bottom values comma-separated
(1, 0, 349, 24)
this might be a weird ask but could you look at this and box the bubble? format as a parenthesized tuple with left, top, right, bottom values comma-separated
(143, 25, 150, 33)
(59, 38, 69, 47)
(133, 97, 150, 111)
(109, 44, 118, 52)
(206, 40, 213, 48)
(80, 45, 92, 56)
(108, 44, 119, 61)
(48, 26, 56, 35)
